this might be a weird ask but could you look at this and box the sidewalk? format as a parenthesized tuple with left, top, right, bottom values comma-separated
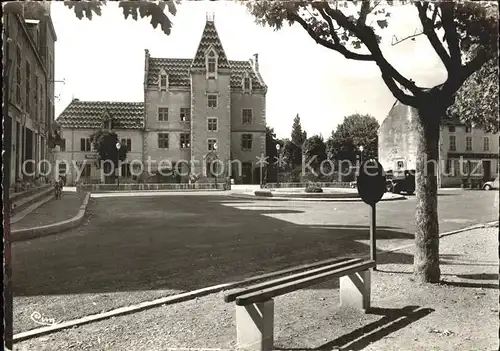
(11, 191, 87, 231)
(14, 226, 498, 350)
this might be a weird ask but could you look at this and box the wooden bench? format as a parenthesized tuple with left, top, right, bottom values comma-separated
(223, 257, 375, 351)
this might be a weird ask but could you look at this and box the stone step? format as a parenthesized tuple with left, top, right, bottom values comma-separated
(11, 194, 54, 225)
(11, 185, 54, 215)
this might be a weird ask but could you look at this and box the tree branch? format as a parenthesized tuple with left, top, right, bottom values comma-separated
(357, 1, 372, 26)
(287, 12, 373, 61)
(415, 2, 453, 72)
(440, 3, 462, 72)
(319, 4, 423, 98)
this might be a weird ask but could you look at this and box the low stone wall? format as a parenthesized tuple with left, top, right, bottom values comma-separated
(80, 183, 228, 192)
(264, 182, 352, 189)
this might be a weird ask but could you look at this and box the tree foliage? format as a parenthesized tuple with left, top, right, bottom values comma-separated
(246, 1, 498, 110)
(328, 113, 379, 162)
(62, 0, 178, 35)
(303, 135, 327, 172)
(448, 58, 499, 133)
(291, 114, 307, 147)
(281, 139, 302, 170)
(90, 130, 127, 169)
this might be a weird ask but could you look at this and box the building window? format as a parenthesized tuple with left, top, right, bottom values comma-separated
(208, 117, 218, 132)
(25, 61, 31, 112)
(120, 138, 132, 152)
(445, 159, 456, 176)
(448, 125, 455, 133)
(180, 108, 190, 122)
(396, 160, 405, 170)
(80, 138, 92, 152)
(449, 135, 456, 151)
(242, 109, 253, 124)
(158, 133, 169, 148)
(243, 76, 251, 91)
(207, 94, 218, 108)
(465, 125, 472, 133)
(158, 107, 169, 121)
(465, 136, 472, 151)
(15, 46, 22, 105)
(241, 134, 253, 150)
(180, 133, 190, 148)
(208, 138, 217, 151)
(159, 72, 168, 91)
(206, 50, 217, 75)
(483, 137, 490, 151)
(60, 139, 66, 152)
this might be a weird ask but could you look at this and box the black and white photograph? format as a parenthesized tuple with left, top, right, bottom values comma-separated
(2, 1, 499, 350)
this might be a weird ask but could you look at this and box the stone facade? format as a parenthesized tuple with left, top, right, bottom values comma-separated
(5, 3, 57, 187)
(54, 17, 267, 185)
(378, 100, 499, 187)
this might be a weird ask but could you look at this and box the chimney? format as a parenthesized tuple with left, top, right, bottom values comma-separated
(253, 53, 259, 71)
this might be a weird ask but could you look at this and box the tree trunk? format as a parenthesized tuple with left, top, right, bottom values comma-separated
(414, 101, 442, 283)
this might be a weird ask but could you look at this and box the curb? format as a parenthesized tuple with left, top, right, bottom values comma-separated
(379, 220, 499, 256)
(228, 193, 407, 202)
(12, 219, 498, 342)
(11, 192, 91, 242)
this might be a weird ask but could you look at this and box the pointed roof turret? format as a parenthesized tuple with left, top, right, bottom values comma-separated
(190, 15, 230, 69)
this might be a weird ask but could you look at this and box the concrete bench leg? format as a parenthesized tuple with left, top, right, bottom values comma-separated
(340, 270, 371, 311)
(235, 299, 274, 351)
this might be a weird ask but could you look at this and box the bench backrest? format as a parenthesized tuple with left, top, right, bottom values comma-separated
(224, 257, 365, 303)
(234, 259, 375, 306)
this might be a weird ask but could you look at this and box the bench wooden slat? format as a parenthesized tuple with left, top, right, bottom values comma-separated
(235, 260, 375, 306)
(224, 256, 359, 291)
(224, 257, 363, 303)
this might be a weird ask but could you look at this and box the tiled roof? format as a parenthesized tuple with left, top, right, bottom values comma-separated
(147, 58, 264, 90)
(56, 100, 144, 129)
(191, 20, 230, 69)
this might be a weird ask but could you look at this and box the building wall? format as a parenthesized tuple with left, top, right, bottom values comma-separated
(190, 70, 232, 178)
(55, 128, 143, 185)
(6, 12, 55, 187)
(378, 101, 499, 188)
(230, 92, 266, 183)
(377, 102, 418, 174)
(144, 87, 191, 168)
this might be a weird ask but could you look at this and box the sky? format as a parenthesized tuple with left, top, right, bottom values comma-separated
(51, 1, 448, 139)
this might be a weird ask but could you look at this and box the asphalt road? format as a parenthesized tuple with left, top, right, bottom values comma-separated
(12, 189, 497, 333)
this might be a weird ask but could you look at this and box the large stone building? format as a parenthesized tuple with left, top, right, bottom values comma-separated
(55, 17, 267, 185)
(4, 2, 57, 187)
(378, 100, 499, 187)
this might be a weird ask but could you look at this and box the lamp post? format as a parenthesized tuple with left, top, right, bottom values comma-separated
(213, 142, 218, 189)
(359, 145, 364, 164)
(276, 144, 281, 187)
(116, 141, 121, 189)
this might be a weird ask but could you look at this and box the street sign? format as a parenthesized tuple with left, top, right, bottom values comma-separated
(356, 159, 386, 206)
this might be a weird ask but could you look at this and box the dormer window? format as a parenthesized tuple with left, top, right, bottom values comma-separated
(243, 75, 252, 92)
(159, 70, 168, 91)
(205, 49, 218, 79)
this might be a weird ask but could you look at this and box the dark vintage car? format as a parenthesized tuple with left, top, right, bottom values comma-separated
(386, 170, 416, 195)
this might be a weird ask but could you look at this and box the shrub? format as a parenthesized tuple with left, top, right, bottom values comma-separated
(305, 185, 323, 193)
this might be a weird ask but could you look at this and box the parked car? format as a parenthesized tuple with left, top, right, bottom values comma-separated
(483, 177, 499, 190)
(387, 170, 416, 195)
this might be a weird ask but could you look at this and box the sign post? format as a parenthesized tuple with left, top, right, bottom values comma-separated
(356, 159, 386, 270)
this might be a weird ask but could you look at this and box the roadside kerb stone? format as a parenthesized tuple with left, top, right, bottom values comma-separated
(11, 192, 91, 242)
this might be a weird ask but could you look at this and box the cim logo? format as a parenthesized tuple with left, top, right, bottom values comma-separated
(30, 311, 61, 326)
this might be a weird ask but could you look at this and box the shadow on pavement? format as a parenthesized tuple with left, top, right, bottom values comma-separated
(439, 281, 499, 289)
(275, 305, 434, 351)
(13, 196, 414, 297)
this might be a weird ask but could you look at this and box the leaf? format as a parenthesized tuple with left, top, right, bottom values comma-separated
(352, 40, 362, 49)
(64, 1, 104, 20)
(376, 19, 388, 29)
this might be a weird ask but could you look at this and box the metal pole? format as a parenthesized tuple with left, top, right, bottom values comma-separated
(116, 153, 120, 189)
(370, 203, 377, 270)
(3, 13, 14, 350)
